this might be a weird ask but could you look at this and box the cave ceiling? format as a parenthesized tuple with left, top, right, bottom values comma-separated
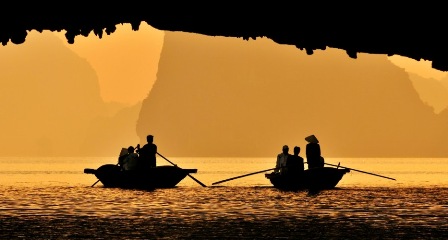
(1, 8, 446, 71)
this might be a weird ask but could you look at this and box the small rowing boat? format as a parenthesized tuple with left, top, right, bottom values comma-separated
(265, 167, 350, 191)
(84, 164, 198, 190)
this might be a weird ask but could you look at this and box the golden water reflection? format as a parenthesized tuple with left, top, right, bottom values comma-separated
(0, 157, 447, 188)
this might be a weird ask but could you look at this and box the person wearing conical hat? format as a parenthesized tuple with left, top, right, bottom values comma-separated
(305, 135, 324, 169)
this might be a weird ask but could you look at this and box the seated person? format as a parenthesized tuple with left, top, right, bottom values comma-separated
(286, 146, 305, 175)
(118, 147, 129, 170)
(275, 145, 290, 174)
(122, 146, 139, 171)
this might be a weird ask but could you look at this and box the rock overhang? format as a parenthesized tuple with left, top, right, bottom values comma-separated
(1, 7, 446, 71)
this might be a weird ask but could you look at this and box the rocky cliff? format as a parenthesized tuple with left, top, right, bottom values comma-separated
(137, 32, 448, 157)
(0, 31, 140, 156)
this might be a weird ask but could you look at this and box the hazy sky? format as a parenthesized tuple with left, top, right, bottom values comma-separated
(53, 22, 164, 105)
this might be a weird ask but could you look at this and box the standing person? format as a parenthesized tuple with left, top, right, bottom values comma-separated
(305, 135, 324, 169)
(286, 146, 305, 175)
(136, 134, 158, 169)
(274, 145, 290, 174)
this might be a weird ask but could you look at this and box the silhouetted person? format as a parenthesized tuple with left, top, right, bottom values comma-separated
(118, 147, 129, 170)
(305, 135, 324, 169)
(274, 145, 290, 174)
(286, 146, 304, 175)
(123, 146, 139, 171)
(136, 135, 158, 169)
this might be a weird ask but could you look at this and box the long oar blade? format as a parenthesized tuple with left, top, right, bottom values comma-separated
(91, 179, 100, 187)
(185, 173, 207, 187)
(212, 167, 278, 185)
(324, 162, 396, 181)
(157, 152, 207, 187)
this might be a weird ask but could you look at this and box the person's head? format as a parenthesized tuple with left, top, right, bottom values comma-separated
(294, 146, 300, 155)
(147, 135, 154, 143)
(128, 146, 135, 153)
(282, 145, 289, 153)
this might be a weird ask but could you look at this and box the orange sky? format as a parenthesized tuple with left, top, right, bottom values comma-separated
(54, 22, 164, 106)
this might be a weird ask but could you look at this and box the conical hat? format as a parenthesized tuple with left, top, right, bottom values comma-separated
(305, 135, 319, 143)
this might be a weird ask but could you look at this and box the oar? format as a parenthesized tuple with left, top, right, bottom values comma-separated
(91, 179, 100, 187)
(212, 167, 279, 185)
(324, 162, 396, 181)
(156, 152, 207, 187)
(91, 163, 120, 187)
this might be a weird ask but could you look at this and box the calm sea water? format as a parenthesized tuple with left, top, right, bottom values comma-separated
(0, 157, 447, 239)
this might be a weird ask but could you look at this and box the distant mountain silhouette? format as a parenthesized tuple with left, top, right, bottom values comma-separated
(80, 102, 142, 156)
(408, 73, 448, 114)
(137, 31, 448, 157)
(0, 31, 139, 156)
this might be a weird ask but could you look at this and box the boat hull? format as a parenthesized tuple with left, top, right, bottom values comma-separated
(84, 164, 197, 190)
(265, 167, 350, 191)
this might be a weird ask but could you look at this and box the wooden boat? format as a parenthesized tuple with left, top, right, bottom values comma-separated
(84, 164, 198, 190)
(265, 167, 350, 191)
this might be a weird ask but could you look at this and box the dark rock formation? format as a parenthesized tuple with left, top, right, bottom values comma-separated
(136, 31, 448, 157)
(2, 6, 448, 71)
(0, 31, 140, 156)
